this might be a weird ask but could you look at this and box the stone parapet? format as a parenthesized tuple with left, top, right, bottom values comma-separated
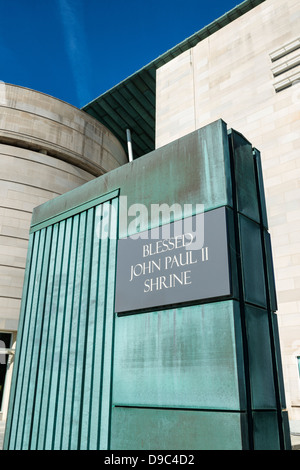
(0, 83, 127, 175)
(0, 84, 127, 332)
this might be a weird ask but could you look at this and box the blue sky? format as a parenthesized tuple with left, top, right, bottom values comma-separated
(0, 0, 240, 108)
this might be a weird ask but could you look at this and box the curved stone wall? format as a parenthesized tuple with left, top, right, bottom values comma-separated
(0, 83, 127, 175)
(0, 84, 127, 331)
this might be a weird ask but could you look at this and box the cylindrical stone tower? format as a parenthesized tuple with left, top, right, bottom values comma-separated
(0, 83, 127, 419)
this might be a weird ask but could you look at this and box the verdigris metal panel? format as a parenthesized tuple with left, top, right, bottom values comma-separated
(110, 407, 248, 450)
(253, 149, 268, 229)
(252, 411, 280, 450)
(238, 214, 267, 308)
(229, 129, 260, 224)
(113, 301, 246, 410)
(4, 196, 118, 450)
(30, 120, 233, 239)
(282, 411, 292, 449)
(120, 119, 233, 238)
(271, 312, 287, 409)
(244, 305, 276, 409)
(263, 230, 278, 312)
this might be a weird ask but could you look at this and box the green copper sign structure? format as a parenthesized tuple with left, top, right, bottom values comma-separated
(4, 120, 291, 450)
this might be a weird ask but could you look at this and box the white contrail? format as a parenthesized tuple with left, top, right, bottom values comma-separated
(57, 0, 92, 106)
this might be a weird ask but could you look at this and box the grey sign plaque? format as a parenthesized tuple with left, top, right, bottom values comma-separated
(115, 206, 231, 313)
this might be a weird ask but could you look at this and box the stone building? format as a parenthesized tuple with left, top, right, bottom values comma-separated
(153, 0, 300, 435)
(83, 0, 300, 439)
(0, 84, 127, 420)
(1, 0, 300, 447)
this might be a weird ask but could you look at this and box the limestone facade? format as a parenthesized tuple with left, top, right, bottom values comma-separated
(0, 84, 127, 419)
(155, 0, 300, 424)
